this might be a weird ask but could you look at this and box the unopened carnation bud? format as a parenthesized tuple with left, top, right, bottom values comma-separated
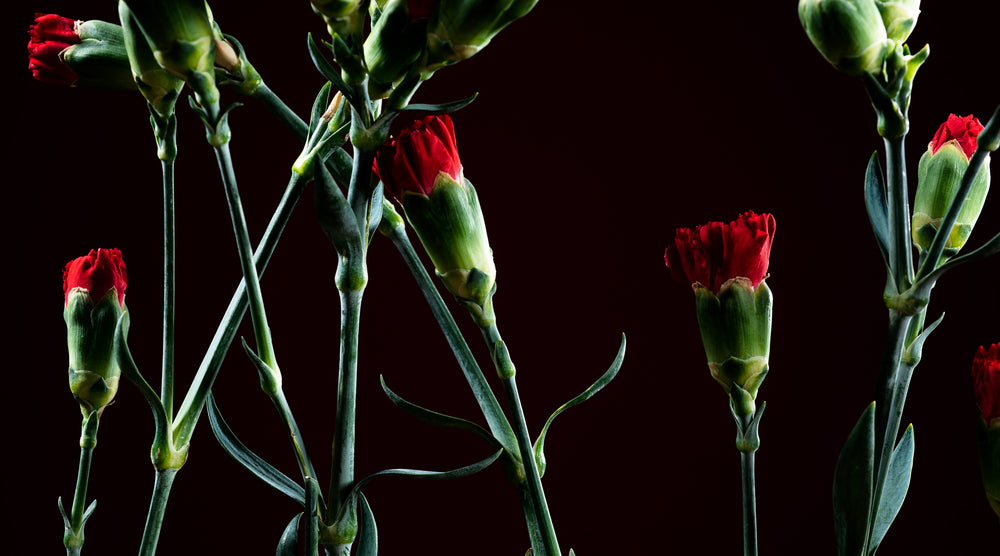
(119, 1, 185, 116)
(425, 0, 537, 70)
(63, 249, 128, 416)
(874, 0, 920, 43)
(310, 0, 365, 39)
(374, 114, 496, 308)
(27, 14, 135, 89)
(798, 0, 890, 76)
(364, 0, 435, 98)
(911, 114, 990, 258)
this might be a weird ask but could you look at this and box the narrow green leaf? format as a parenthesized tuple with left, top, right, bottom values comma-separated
(306, 34, 354, 106)
(534, 334, 625, 475)
(352, 449, 504, 496)
(912, 231, 1000, 302)
(275, 513, 301, 556)
(380, 376, 502, 450)
(833, 402, 876, 556)
(869, 424, 914, 554)
(308, 82, 333, 135)
(206, 395, 306, 505)
(355, 493, 378, 556)
(403, 93, 479, 115)
(864, 153, 891, 269)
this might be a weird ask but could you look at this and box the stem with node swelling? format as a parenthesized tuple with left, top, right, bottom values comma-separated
(481, 320, 561, 556)
(62, 411, 99, 556)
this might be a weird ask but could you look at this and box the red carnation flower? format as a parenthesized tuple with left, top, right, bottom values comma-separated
(665, 212, 776, 293)
(931, 114, 983, 159)
(27, 13, 82, 85)
(63, 248, 127, 307)
(973, 344, 1000, 425)
(374, 114, 463, 199)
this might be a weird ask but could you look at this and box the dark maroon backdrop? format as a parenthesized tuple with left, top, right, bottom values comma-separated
(12, 1, 1000, 554)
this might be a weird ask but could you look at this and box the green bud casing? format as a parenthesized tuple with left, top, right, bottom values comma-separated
(60, 20, 137, 90)
(911, 142, 991, 256)
(401, 174, 496, 306)
(65, 289, 125, 415)
(874, 0, 920, 43)
(425, 0, 538, 69)
(694, 278, 772, 398)
(798, 0, 890, 76)
(363, 0, 431, 97)
(120, 0, 217, 79)
(119, 1, 185, 116)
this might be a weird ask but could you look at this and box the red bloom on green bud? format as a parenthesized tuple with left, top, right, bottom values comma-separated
(63, 248, 127, 307)
(27, 13, 81, 85)
(664, 212, 776, 294)
(973, 344, 1000, 425)
(374, 114, 463, 199)
(931, 114, 983, 159)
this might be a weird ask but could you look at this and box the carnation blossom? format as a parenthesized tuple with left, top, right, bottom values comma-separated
(374, 114, 463, 199)
(973, 344, 1000, 424)
(931, 114, 983, 159)
(63, 248, 127, 307)
(664, 212, 776, 293)
(27, 13, 82, 85)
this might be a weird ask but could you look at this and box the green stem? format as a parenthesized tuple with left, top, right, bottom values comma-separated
(740, 451, 758, 556)
(884, 135, 913, 292)
(381, 219, 517, 455)
(330, 283, 364, 513)
(482, 322, 561, 556)
(138, 469, 178, 556)
(161, 156, 176, 420)
(172, 172, 308, 447)
(252, 83, 309, 139)
(272, 388, 319, 483)
(518, 484, 545, 553)
(213, 140, 277, 367)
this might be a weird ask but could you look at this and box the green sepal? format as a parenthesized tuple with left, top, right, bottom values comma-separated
(213, 33, 263, 96)
(363, 0, 429, 89)
(58, 497, 97, 549)
(869, 424, 914, 555)
(241, 337, 282, 396)
(380, 376, 503, 451)
(912, 141, 990, 257)
(355, 493, 378, 556)
(307, 33, 356, 109)
(729, 385, 764, 453)
(864, 152, 892, 271)
(206, 394, 307, 505)
(276, 513, 302, 556)
(694, 279, 771, 391)
(834, 402, 876, 556)
(188, 96, 239, 146)
(534, 334, 625, 477)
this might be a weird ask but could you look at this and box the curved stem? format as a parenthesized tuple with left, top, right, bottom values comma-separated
(138, 469, 178, 556)
(252, 82, 309, 139)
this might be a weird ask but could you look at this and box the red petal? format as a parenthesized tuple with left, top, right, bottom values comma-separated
(63, 248, 127, 307)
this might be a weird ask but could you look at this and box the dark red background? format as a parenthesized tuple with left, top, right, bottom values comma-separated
(12, 1, 1000, 554)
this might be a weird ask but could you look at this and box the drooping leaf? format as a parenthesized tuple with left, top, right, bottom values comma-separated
(307, 34, 354, 107)
(275, 513, 301, 556)
(534, 335, 625, 475)
(833, 402, 876, 556)
(355, 493, 378, 556)
(207, 394, 306, 505)
(403, 93, 478, 115)
(380, 376, 502, 450)
(869, 424, 914, 554)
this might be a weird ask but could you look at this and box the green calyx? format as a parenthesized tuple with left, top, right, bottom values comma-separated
(911, 142, 991, 257)
(119, 1, 185, 117)
(311, 0, 365, 39)
(798, 0, 890, 77)
(364, 0, 431, 97)
(874, 0, 920, 43)
(425, 0, 538, 69)
(976, 417, 1000, 519)
(694, 278, 772, 398)
(401, 175, 496, 307)
(61, 20, 137, 90)
(65, 289, 126, 415)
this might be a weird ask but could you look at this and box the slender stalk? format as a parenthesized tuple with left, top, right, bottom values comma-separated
(500, 374, 560, 556)
(70, 444, 95, 534)
(740, 451, 758, 556)
(884, 135, 913, 292)
(330, 284, 364, 512)
(138, 469, 178, 556)
(213, 141, 277, 366)
(272, 388, 319, 482)
(172, 172, 309, 447)
(161, 156, 176, 420)
(482, 322, 561, 556)
(252, 83, 309, 139)
(63, 412, 100, 555)
(518, 484, 545, 554)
